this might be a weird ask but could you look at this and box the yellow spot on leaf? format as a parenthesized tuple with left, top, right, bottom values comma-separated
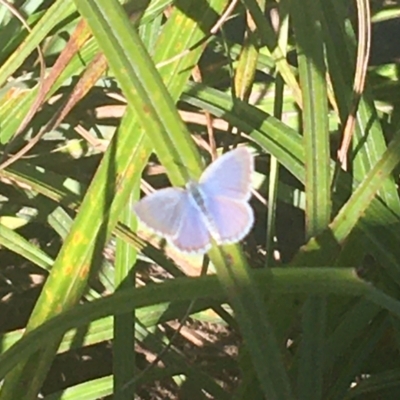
(71, 231, 85, 245)
(79, 263, 90, 279)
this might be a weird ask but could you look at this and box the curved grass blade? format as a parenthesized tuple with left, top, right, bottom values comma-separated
(0, 267, 381, 381)
(182, 84, 400, 284)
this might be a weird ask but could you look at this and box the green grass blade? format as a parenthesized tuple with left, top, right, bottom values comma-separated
(0, 0, 76, 88)
(0, 267, 376, 380)
(76, 2, 295, 397)
(290, 0, 330, 398)
(0, 0, 238, 398)
(183, 84, 400, 287)
(322, 0, 400, 215)
(292, 7, 330, 238)
(0, 222, 53, 270)
(113, 112, 139, 399)
(295, 132, 400, 267)
(77, 0, 202, 184)
(243, 0, 303, 105)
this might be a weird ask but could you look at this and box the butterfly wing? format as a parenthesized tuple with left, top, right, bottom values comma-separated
(134, 147, 254, 253)
(202, 197, 254, 244)
(199, 147, 253, 201)
(133, 187, 187, 237)
(134, 187, 211, 254)
(170, 194, 211, 254)
(198, 147, 254, 243)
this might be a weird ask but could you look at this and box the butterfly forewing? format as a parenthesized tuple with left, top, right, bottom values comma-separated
(133, 187, 186, 237)
(199, 147, 253, 201)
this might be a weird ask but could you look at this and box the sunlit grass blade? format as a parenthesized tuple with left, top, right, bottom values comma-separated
(322, 0, 400, 215)
(294, 132, 400, 269)
(113, 156, 138, 397)
(76, 1, 294, 397)
(243, 0, 302, 106)
(77, 0, 202, 184)
(290, 0, 330, 397)
(0, 222, 53, 270)
(182, 83, 400, 283)
(0, 0, 242, 397)
(0, 0, 76, 88)
(182, 83, 305, 180)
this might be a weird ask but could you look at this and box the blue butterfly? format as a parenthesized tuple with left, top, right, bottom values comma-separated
(134, 147, 254, 254)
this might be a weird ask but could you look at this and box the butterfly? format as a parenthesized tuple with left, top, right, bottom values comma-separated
(133, 146, 255, 254)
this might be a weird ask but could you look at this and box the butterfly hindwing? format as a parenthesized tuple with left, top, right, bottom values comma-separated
(202, 196, 254, 244)
(170, 193, 211, 254)
(199, 147, 253, 201)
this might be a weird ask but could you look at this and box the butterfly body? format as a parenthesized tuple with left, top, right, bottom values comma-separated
(134, 147, 254, 254)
